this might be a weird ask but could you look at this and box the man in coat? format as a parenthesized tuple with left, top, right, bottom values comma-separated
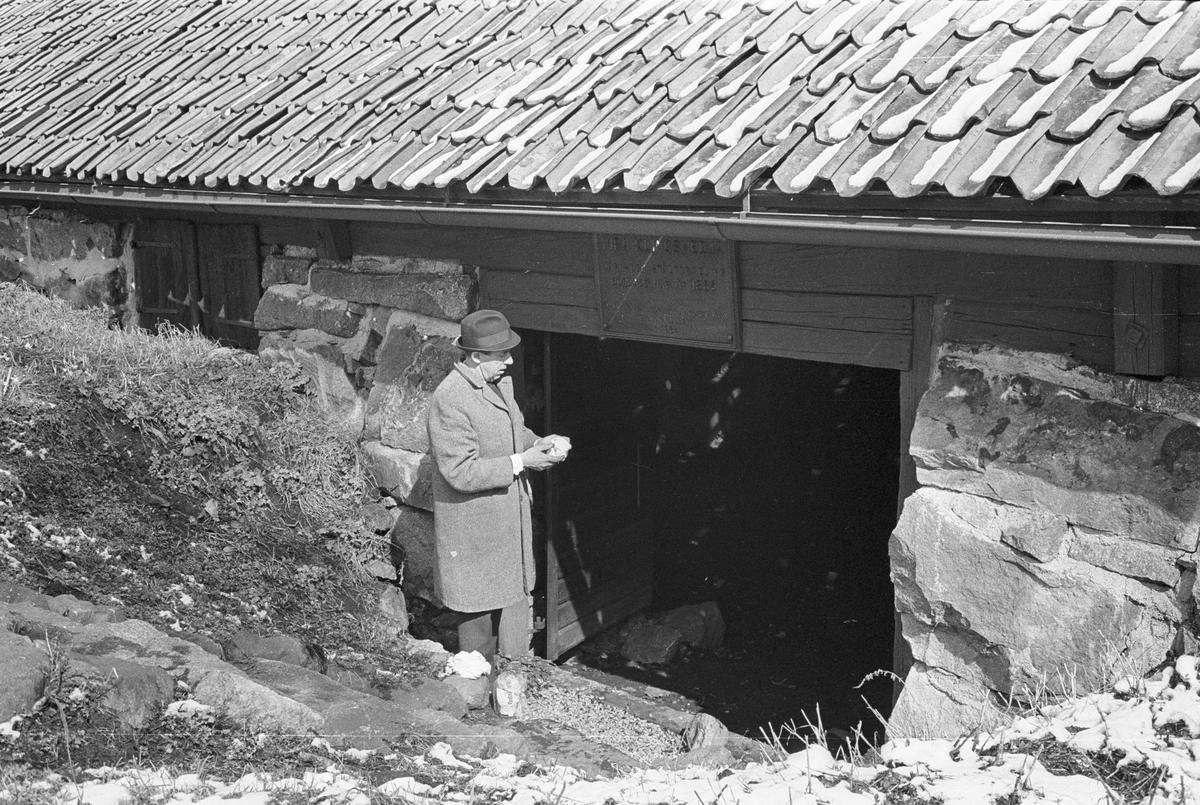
(427, 309, 566, 666)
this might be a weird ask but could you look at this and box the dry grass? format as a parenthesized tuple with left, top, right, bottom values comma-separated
(0, 283, 364, 542)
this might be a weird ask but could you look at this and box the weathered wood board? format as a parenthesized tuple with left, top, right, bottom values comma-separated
(740, 245, 1111, 307)
(341, 224, 1145, 376)
(352, 222, 595, 275)
(741, 290, 912, 369)
(943, 299, 1114, 372)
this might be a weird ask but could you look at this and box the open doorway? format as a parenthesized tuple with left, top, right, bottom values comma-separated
(524, 330, 900, 746)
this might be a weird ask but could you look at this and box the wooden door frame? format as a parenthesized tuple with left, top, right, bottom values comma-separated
(542, 334, 564, 660)
(894, 296, 937, 698)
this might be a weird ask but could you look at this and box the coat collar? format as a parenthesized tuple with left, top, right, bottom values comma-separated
(454, 360, 510, 412)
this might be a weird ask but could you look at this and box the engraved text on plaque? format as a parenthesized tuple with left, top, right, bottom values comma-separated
(595, 235, 738, 348)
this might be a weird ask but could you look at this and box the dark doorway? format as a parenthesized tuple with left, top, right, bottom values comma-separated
(525, 330, 900, 747)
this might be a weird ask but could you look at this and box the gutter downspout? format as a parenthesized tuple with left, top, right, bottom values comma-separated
(1, 181, 1198, 265)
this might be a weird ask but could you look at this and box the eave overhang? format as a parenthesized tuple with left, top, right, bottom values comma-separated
(2, 180, 1199, 265)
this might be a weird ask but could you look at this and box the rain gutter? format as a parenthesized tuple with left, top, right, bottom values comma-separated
(2, 181, 1199, 265)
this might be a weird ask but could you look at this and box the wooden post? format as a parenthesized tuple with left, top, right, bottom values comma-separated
(897, 297, 934, 521)
(893, 296, 935, 702)
(543, 334, 562, 660)
(1113, 263, 1179, 377)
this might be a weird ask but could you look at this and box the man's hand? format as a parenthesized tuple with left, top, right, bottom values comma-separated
(520, 443, 563, 471)
(535, 434, 571, 458)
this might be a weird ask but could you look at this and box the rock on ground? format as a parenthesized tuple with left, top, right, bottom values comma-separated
(0, 629, 49, 722)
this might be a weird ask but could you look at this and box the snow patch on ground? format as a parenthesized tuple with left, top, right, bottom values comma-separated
(18, 655, 1200, 804)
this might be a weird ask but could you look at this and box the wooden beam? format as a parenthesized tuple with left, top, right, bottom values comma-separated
(314, 219, 353, 261)
(1113, 263, 1179, 377)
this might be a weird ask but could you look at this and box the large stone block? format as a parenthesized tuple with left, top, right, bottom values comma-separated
(0, 209, 27, 252)
(261, 255, 314, 288)
(362, 441, 433, 510)
(621, 622, 683, 664)
(226, 631, 316, 669)
(310, 267, 475, 322)
(69, 653, 175, 730)
(28, 212, 118, 260)
(913, 351, 1200, 550)
(363, 311, 459, 448)
(0, 256, 21, 281)
(889, 660, 1004, 740)
(657, 602, 725, 650)
(390, 506, 437, 603)
(341, 307, 392, 368)
(258, 330, 364, 436)
(0, 630, 48, 722)
(254, 285, 362, 338)
(1, 595, 323, 736)
(1066, 528, 1186, 587)
(890, 487, 1179, 739)
(352, 255, 464, 275)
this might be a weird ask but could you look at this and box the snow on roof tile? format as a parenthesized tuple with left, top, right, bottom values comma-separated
(0, 0, 1196, 200)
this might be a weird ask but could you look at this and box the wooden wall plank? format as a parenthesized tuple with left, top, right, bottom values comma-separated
(557, 548, 654, 605)
(742, 321, 911, 369)
(259, 217, 319, 249)
(741, 245, 1110, 306)
(490, 300, 599, 335)
(352, 222, 595, 275)
(943, 300, 1114, 372)
(1182, 316, 1200, 377)
(555, 585, 653, 655)
(1180, 265, 1200, 316)
(485, 270, 595, 307)
(742, 289, 912, 331)
(556, 568, 654, 634)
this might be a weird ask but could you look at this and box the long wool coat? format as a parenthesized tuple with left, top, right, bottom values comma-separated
(426, 361, 538, 613)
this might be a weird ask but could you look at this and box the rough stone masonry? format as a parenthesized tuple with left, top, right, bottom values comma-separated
(253, 246, 473, 607)
(0, 207, 128, 318)
(890, 345, 1200, 738)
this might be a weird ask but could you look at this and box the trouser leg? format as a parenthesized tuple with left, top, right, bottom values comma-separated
(457, 609, 500, 664)
(498, 596, 532, 659)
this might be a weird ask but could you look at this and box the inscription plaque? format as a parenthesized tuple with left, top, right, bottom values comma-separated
(595, 234, 738, 348)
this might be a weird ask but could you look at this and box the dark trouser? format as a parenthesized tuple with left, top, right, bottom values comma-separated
(457, 609, 501, 664)
(457, 598, 531, 664)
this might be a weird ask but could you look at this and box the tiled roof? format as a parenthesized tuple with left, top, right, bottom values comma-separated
(1, 0, 1198, 200)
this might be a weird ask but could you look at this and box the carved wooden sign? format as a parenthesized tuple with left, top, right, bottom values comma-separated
(594, 234, 739, 349)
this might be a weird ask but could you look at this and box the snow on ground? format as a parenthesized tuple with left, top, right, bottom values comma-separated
(14, 655, 1200, 805)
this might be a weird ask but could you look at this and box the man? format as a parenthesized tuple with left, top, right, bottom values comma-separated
(426, 309, 566, 666)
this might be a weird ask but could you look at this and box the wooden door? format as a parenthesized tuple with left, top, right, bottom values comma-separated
(544, 333, 655, 660)
(197, 223, 261, 349)
(132, 219, 199, 332)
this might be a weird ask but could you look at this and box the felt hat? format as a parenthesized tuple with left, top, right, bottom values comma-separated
(454, 309, 521, 352)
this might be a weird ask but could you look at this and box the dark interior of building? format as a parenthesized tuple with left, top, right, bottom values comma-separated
(520, 330, 900, 748)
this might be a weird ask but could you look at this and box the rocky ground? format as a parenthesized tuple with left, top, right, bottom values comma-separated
(10, 654, 1200, 803)
(0, 285, 762, 796)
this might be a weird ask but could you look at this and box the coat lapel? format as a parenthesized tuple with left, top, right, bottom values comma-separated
(453, 361, 509, 413)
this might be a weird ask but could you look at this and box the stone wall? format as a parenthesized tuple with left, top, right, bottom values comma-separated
(253, 242, 476, 603)
(0, 206, 128, 317)
(890, 345, 1200, 738)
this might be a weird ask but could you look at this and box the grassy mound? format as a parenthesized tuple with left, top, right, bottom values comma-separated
(0, 283, 398, 659)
